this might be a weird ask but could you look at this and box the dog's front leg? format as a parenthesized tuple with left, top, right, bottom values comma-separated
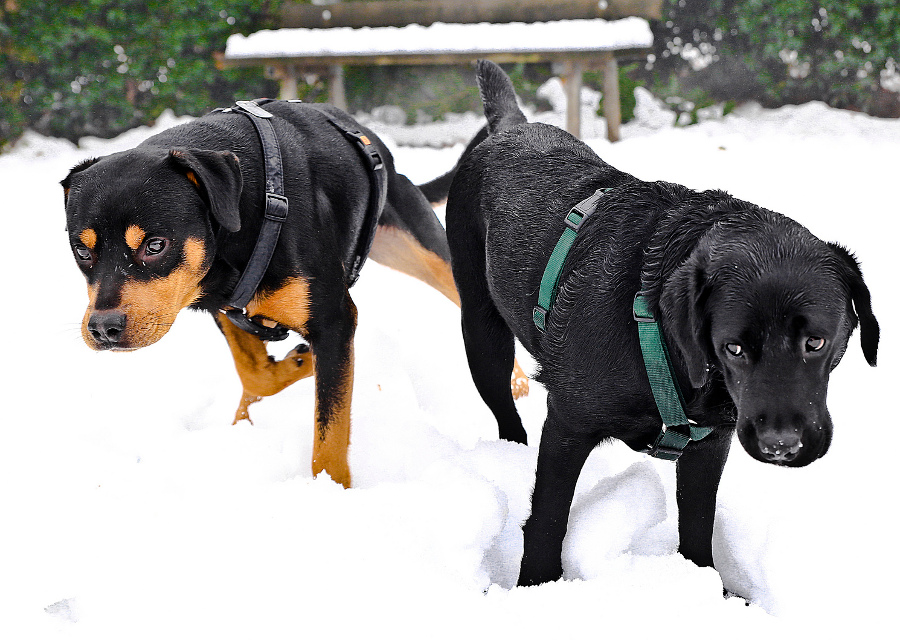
(307, 294, 357, 489)
(215, 313, 315, 424)
(518, 410, 597, 586)
(675, 427, 732, 568)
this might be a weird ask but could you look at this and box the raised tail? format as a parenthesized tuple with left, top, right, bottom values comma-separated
(475, 59, 527, 134)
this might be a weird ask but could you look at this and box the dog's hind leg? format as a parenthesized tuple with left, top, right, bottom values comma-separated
(460, 297, 528, 443)
(447, 199, 527, 443)
(676, 426, 732, 568)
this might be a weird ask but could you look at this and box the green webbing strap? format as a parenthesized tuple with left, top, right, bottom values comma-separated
(633, 292, 713, 460)
(532, 189, 711, 461)
(533, 188, 610, 331)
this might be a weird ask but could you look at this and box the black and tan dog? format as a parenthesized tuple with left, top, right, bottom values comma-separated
(446, 61, 879, 587)
(61, 99, 526, 489)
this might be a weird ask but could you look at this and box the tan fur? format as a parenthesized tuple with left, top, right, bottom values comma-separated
(369, 225, 461, 305)
(245, 277, 312, 330)
(81, 238, 207, 350)
(79, 228, 97, 250)
(217, 311, 315, 423)
(125, 225, 145, 250)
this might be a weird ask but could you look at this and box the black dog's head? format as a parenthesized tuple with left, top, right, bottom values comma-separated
(661, 214, 879, 467)
(62, 146, 242, 350)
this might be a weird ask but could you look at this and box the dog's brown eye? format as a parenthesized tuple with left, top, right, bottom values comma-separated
(145, 238, 166, 255)
(138, 237, 170, 264)
(725, 343, 743, 357)
(806, 337, 826, 352)
(73, 244, 92, 262)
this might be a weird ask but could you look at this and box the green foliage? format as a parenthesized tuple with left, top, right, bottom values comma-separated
(648, 0, 900, 116)
(588, 63, 639, 124)
(0, 1, 279, 146)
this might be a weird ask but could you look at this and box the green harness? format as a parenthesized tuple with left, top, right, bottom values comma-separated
(533, 188, 712, 461)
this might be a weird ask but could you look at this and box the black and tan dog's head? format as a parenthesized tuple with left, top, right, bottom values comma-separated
(62, 147, 242, 350)
(662, 213, 879, 467)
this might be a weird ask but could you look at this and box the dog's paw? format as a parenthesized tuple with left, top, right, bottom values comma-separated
(232, 391, 262, 425)
(723, 588, 751, 606)
(287, 343, 310, 367)
(511, 359, 530, 399)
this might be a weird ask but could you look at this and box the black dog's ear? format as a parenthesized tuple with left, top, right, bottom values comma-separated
(828, 242, 879, 366)
(168, 149, 242, 232)
(660, 255, 713, 388)
(60, 157, 101, 205)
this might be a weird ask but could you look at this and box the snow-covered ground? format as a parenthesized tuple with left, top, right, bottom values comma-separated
(1, 93, 898, 639)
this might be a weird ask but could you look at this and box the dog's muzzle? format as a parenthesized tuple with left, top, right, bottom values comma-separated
(736, 408, 832, 467)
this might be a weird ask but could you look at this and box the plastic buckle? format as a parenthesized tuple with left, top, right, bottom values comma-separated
(533, 306, 548, 331)
(235, 100, 273, 118)
(565, 209, 585, 231)
(369, 149, 384, 171)
(646, 431, 684, 461)
(264, 193, 289, 222)
(224, 309, 290, 341)
(633, 292, 655, 323)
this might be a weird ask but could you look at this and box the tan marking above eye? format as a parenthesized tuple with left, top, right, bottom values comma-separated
(185, 171, 200, 187)
(125, 225, 146, 250)
(79, 228, 97, 249)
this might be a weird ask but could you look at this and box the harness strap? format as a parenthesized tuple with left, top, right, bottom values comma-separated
(325, 117, 387, 286)
(223, 100, 289, 312)
(533, 187, 712, 461)
(533, 188, 610, 331)
(633, 292, 713, 460)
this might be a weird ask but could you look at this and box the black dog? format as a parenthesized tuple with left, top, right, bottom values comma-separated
(446, 61, 879, 587)
(62, 100, 465, 489)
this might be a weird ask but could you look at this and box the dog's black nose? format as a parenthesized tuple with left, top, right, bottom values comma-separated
(88, 311, 127, 345)
(756, 428, 802, 463)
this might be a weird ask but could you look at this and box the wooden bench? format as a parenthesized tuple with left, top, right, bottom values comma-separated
(219, 0, 660, 142)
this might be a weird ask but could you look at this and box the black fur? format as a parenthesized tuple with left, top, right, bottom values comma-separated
(446, 61, 879, 588)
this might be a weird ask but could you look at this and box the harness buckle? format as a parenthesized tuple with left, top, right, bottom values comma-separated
(565, 209, 585, 230)
(223, 309, 290, 342)
(632, 291, 655, 322)
(646, 429, 685, 461)
(264, 193, 289, 222)
(533, 305, 548, 331)
(235, 100, 274, 118)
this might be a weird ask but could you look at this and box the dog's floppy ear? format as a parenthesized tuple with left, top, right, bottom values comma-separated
(660, 254, 713, 388)
(60, 157, 101, 205)
(168, 149, 242, 232)
(828, 242, 879, 366)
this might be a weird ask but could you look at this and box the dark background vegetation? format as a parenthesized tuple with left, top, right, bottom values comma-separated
(1, 0, 898, 147)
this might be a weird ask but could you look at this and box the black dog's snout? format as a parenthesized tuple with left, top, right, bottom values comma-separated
(755, 424, 803, 462)
(88, 311, 127, 346)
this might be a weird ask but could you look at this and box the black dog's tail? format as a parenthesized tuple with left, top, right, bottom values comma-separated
(416, 60, 525, 205)
(476, 59, 527, 135)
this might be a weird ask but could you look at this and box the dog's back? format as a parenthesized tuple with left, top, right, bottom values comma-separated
(447, 62, 635, 352)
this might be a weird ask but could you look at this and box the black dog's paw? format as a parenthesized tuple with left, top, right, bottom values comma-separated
(723, 588, 751, 606)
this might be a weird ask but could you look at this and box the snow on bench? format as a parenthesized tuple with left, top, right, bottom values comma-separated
(221, 18, 654, 141)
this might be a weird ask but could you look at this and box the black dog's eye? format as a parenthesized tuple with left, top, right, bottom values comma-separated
(725, 343, 744, 357)
(138, 237, 169, 263)
(73, 244, 92, 262)
(806, 337, 826, 352)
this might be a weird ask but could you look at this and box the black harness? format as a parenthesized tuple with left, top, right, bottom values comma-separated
(215, 99, 387, 341)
